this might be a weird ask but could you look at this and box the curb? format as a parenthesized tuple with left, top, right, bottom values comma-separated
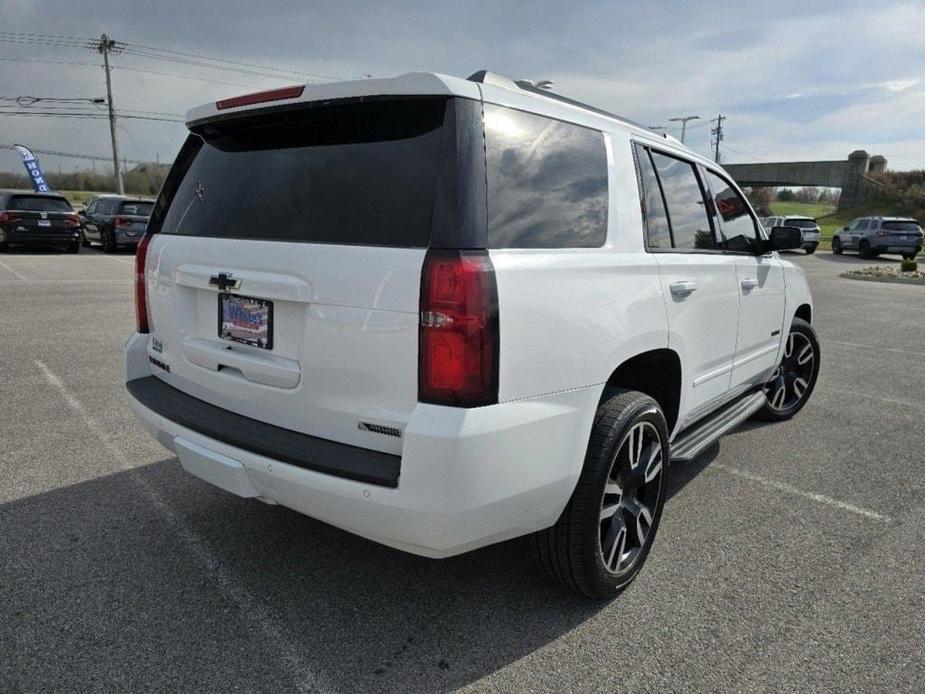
(840, 272, 925, 286)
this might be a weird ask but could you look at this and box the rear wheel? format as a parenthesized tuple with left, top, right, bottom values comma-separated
(102, 230, 116, 253)
(532, 389, 668, 599)
(65, 242, 80, 254)
(902, 252, 916, 260)
(755, 318, 819, 421)
(80, 231, 90, 247)
(831, 237, 843, 255)
(804, 243, 817, 255)
(859, 240, 873, 259)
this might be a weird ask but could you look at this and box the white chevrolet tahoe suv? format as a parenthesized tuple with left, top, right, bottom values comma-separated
(125, 71, 820, 598)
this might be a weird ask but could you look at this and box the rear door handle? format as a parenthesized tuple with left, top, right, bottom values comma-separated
(669, 280, 697, 297)
(740, 277, 759, 291)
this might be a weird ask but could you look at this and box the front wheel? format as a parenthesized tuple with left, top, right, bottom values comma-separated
(804, 244, 817, 255)
(754, 318, 820, 421)
(831, 237, 843, 255)
(532, 389, 669, 599)
(859, 240, 873, 259)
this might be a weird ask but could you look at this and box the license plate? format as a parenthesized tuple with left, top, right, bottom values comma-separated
(38, 219, 51, 227)
(218, 294, 273, 349)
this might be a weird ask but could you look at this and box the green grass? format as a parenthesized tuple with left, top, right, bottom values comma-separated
(769, 201, 836, 219)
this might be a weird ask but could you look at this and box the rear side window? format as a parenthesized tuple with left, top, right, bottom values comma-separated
(883, 221, 921, 231)
(648, 151, 715, 250)
(8, 196, 72, 213)
(119, 201, 154, 216)
(484, 104, 608, 248)
(160, 98, 449, 247)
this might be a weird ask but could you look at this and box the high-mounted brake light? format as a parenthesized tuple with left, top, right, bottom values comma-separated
(216, 85, 305, 110)
(419, 249, 499, 407)
(135, 231, 154, 333)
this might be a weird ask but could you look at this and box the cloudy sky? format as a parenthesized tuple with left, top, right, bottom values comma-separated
(1, 0, 922, 176)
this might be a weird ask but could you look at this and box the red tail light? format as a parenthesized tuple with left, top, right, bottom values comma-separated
(419, 249, 499, 407)
(114, 216, 129, 227)
(64, 213, 80, 228)
(135, 232, 154, 333)
(0, 211, 21, 224)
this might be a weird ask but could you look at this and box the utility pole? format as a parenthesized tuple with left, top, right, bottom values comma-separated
(96, 34, 124, 194)
(668, 115, 700, 144)
(711, 114, 726, 163)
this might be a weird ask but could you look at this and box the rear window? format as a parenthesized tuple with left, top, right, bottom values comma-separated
(160, 98, 448, 247)
(882, 221, 921, 232)
(785, 218, 817, 228)
(484, 104, 608, 248)
(8, 196, 72, 213)
(120, 201, 153, 217)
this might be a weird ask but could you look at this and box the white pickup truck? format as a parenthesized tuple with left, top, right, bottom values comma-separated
(125, 71, 819, 598)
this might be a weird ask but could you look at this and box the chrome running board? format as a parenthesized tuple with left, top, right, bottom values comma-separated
(670, 390, 766, 462)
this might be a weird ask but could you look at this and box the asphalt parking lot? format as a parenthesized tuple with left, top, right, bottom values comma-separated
(1, 246, 923, 692)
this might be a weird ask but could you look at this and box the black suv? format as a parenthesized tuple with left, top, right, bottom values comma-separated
(81, 196, 154, 252)
(0, 191, 82, 253)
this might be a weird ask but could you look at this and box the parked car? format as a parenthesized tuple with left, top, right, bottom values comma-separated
(0, 190, 82, 253)
(82, 195, 154, 252)
(763, 215, 821, 254)
(124, 71, 819, 599)
(832, 217, 923, 259)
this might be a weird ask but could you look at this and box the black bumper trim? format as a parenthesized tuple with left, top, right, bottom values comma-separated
(126, 376, 401, 488)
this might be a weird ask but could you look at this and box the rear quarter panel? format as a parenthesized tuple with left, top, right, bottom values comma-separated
(492, 131, 669, 402)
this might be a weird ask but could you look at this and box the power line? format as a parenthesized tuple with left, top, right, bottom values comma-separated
(0, 142, 149, 165)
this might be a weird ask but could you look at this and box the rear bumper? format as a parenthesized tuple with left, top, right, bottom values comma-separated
(872, 244, 921, 253)
(115, 229, 143, 245)
(1, 229, 80, 245)
(124, 332, 598, 557)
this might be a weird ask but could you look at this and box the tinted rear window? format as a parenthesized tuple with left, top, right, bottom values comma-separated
(484, 104, 608, 248)
(882, 221, 921, 232)
(8, 196, 72, 213)
(160, 98, 448, 247)
(785, 218, 817, 228)
(120, 201, 153, 216)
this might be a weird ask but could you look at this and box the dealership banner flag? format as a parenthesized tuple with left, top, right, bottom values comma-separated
(13, 144, 52, 192)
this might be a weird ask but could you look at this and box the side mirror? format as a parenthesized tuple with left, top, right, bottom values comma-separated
(766, 225, 803, 252)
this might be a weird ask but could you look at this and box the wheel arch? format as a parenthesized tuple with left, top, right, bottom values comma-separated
(794, 303, 812, 324)
(603, 348, 681, 434)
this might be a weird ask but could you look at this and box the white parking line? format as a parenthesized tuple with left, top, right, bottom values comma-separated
(712, 463, 891, 522)
(0, 258, 28, 281)
(824, 387, 925, 413)
(33, 359, 331, 694)
(827, 339, 925, 360)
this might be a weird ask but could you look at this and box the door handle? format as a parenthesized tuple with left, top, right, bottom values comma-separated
(740, 277, 759, 291)
(669, 280, 697, 297)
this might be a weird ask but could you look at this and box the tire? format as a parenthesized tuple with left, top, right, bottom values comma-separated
(859, 240, 872, 259)
(754, 317, 820, 422)
(80, 231, 90, 247)
(65, 242, 80, 254)
(804, 244, 817, 255)
(102, 229, 116, 253)
(902, 253, 916, 261)
(831, 237, 842, 255)
(532, 388, 669, 599)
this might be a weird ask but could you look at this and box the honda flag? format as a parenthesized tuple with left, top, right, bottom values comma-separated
(13, 144, 52, 192)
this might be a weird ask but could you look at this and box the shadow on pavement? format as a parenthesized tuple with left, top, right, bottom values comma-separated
(813, 252, 901, 265)
(1, 458, 605, 692)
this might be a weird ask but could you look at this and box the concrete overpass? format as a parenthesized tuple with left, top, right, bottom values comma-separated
(724, 150, 886, 210)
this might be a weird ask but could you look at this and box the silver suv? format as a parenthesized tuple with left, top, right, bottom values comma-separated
(832, 217, 923, 259)
(763, 216, 820, 254)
